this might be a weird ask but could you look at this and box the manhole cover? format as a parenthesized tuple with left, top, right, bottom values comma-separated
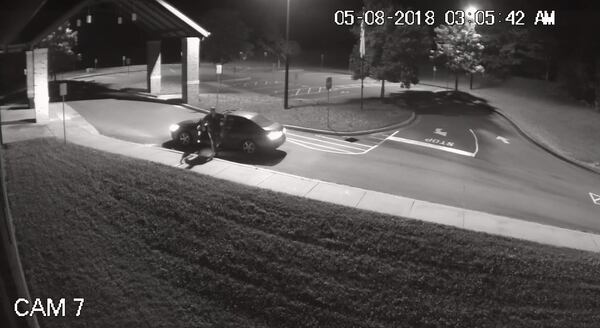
(345, 137, 358, 143)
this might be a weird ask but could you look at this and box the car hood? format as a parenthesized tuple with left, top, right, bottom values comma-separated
(262, 122, 284, 132)
(175, 119, 199, 128)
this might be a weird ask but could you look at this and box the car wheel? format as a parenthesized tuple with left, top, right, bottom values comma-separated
(177, 131, 193, 146)
(241, 139, 257, 154)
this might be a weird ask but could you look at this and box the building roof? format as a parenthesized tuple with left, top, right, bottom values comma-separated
(2, 0, 210, 53)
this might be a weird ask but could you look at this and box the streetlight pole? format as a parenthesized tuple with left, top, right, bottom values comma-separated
(283, 0, 290, 109)
(465, 5, 477, 90)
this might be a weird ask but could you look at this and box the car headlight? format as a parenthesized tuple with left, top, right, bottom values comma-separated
(282, 127, 287, 134)
(267, 130, 283, 141)
(169, 124, 180, 132)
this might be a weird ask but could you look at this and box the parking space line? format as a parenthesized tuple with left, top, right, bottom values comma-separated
(295, 89, 301, 96)
(287, 133, 369, 151)
(364, 131, 398, 153)
(287, 138, 353, 154)
(316, 135, 373, 148)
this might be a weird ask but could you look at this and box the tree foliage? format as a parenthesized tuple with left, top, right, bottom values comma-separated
(480, 26, 558, 79)
(253, 19, 301, 61)
(430, 24, 484, 76)
(38, 22, 78, 76)
(379, 25, 431, 85)
(200, 9, 254, 63)
(349, 0, 431, 92)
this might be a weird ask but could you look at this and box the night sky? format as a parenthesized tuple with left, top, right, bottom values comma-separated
(1, 0, 599, 67)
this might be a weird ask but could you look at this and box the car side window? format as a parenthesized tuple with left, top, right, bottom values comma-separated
(230, 117, 249, 132)
(222, 116, 234, 129)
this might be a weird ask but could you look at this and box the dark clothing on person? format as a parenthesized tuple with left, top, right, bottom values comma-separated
(203, 114, 221, 136)
(199, 112, 222, 152)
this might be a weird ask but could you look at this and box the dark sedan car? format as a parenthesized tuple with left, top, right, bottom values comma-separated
(169, 110, 286, 154)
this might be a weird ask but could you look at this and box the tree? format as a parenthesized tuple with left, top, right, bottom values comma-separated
(431, 24, 484, 90)
(480, 26, 558, 80)
(200, 9, 253, 63)
(379, 24, 431, 89)
(252, 19, 301, 67)
(38, 21, 78, 79)
(349, 0, 431, 97)
(348, 0, 392, 97)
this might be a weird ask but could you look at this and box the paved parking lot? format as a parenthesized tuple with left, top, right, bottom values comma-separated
(223, 71, 387, 102)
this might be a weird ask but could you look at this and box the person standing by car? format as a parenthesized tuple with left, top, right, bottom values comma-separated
(199, 107, 222, 153)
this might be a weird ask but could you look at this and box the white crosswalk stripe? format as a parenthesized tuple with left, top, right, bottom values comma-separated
(286, 131, 397, 155)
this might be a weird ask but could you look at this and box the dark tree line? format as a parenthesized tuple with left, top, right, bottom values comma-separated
(350, 0, 600, 109)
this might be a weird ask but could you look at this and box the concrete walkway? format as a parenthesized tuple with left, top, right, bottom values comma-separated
(3, 102, 600, 253)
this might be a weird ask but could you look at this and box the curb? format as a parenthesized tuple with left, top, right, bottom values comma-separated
(67, 68, 147, 80)
(149, 144, 600, 253)
(221, 76, 252, 83)
(177, 102, 417, 136)
(490, 107, 600, 175)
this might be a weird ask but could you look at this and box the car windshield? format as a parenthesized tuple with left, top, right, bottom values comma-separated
(251, 114, 274, 128)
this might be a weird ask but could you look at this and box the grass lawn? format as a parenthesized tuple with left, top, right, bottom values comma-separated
(194, 92, 413, 132)
(5, 138, 600, 328)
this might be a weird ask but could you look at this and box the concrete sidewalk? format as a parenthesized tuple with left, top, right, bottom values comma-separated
(4, 102, 600, 253)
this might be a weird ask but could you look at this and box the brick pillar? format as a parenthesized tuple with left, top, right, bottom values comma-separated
(33, 48, 49, 123)
(181, 37, 200, 103)
(146, 40, 161, 94)
(25, 51, 34, 108)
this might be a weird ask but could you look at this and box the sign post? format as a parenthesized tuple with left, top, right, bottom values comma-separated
(326, 77, 332, 128)
(326, 77, 332, 103)
(126, 58, 131, 75)
(59, 83, 68, 144)
(216, 64, 223, 109)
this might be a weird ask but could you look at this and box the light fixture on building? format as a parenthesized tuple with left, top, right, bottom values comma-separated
(117, 16, 123, 24)
(85, 6, 93, 23)
(132, 13, 137, 21)
(76, 18, 82, 27)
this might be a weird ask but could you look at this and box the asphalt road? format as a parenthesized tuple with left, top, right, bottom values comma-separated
(69, 92, 600, 235)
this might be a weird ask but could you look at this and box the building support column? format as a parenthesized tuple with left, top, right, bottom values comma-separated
(181, 37, 200, 103)
(146, 40, 161, 94)
(33, 48, 49, 123)
(25, 51, 34, 108)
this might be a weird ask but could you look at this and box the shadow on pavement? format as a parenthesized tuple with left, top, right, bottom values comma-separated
(287, 96, 387, 109)
(49, 80, 113, 102)
(48, 80, 186, 105)
(390, 90, 494, 116)
(216, 149, 287, 166)
(162, 140, 287, 167)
